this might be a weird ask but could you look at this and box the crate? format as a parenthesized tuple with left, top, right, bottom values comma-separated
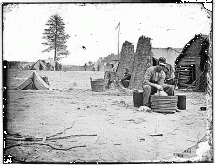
(150, 96, 178, 114)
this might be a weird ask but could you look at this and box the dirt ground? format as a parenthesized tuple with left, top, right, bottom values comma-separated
(4, 69, 208, 163)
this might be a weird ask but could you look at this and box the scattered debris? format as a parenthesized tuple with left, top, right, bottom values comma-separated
(137, 106, 152, 112)
(5, 142, 86, 151)
(5, 126, 97, 151)
(138, 137, 145, 142)
(150, 133, 163, 136)
(124, 118, 145, 124)
(113, 143, 121, 145)
(200, 107, 206, 111)
(72, 82, 78, 87)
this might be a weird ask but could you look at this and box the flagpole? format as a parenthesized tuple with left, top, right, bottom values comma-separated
(117, 22, 120, 56)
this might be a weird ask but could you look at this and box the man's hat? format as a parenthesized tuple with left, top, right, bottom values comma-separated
(158, 57, 166, 66)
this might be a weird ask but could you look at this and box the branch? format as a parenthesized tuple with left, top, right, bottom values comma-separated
(48, 134, 97, 140)
(48, 121, 75, 138)
(5, 142, 86, 151)
(6, 122, 97, 141)
(6, 134, 97, 141)
(42, 47, 54, 53)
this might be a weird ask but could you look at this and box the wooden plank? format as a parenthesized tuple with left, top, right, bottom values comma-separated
(153, 109, 176, 113)
(151, 103, 177, 106)
(151, 102, 178, 104)
(179, 76, 190, 78)
(151, 102, 177, 105)
(152, 108, 177, 110)
(151, 100, 178, 103)
(151, 96, 178, 99)
(151, 99, 178, 102)
(151, 101, 178, 104)
(151, 98, 178, 101)
(179, 73, 191, 75)
(179, 66, 192, 68)
(151, 104, 177, 107)
(151, 105, 177, 108)
(152, 107, 177, 110)
(179, 80, 190, 82)
(179, 78, 191, 80)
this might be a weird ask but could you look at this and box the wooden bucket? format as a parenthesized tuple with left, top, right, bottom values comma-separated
(133, 90, 143, 107)
(90, 78, 105, 92)
(176, 94, 186, 110)
(150, 96, 178, 114)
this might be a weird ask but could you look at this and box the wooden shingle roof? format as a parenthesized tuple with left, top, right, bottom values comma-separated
(175, 34, 209, 65)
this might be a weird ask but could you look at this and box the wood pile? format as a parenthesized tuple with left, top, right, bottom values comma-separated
(117, 41, 134, 80)
(150, 96, 178, 114)
(129, 36, 152, 90)
(175, 65, 193, 88)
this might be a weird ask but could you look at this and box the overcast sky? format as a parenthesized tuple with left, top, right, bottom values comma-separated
(3, 3, 211, 65)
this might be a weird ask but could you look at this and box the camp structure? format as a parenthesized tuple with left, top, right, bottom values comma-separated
(151, 47, 182, 67)
(105, 35, 181, 90)
(175, 34, 209, 91)
(15, 71, 49, 90)
(30, 60, 47, 70)
(47, 59, 62, 71)
(30, 59, 62, 71)
(94, 58, 105, 71)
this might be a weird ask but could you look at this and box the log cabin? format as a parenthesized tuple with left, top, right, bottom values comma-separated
(175, 34, 209, 91)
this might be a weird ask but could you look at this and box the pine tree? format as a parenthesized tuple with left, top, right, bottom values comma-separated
(42, 14, 70, 70)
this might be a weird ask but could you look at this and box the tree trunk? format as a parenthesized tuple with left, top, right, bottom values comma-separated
(54, 35, 57, 71)
(54, 51, 56, 71)
(54, 20, 57, 71)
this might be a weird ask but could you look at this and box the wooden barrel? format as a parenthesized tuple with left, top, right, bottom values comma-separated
(133, 90, 143, 107)
(90, 78, 105, 92)
(176, 94, 186, 110)
(150, 96, 178, 114)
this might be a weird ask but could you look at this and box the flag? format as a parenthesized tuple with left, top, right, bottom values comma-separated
(115, 22, 120, 30)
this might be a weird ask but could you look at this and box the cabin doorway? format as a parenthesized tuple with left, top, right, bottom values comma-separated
(189, 64, 196, 84)
(178, 64, 196, 88)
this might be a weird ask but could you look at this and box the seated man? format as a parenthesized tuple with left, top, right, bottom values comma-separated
(163, 63, 175, 85)
(142, 57, 174, 107)
(120, 68, 131, 88)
